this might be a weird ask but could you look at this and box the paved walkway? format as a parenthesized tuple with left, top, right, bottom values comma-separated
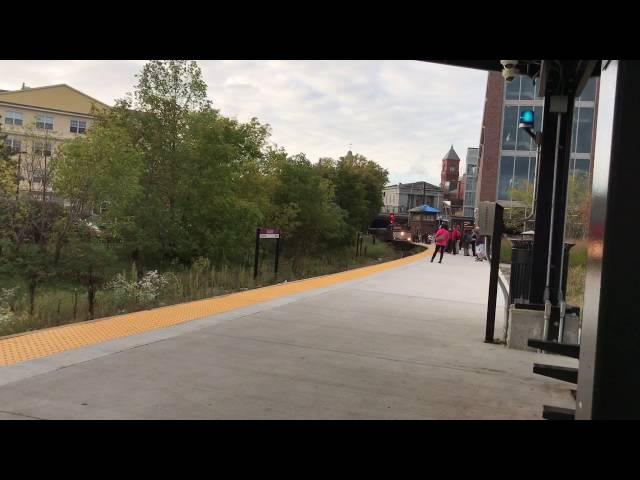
(0, 247, 576, 419)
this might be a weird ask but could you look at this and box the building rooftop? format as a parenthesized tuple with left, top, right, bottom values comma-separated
(0, 84, 109, 115)
(443, 145, 461, 161)
(385, 181, 442, 191)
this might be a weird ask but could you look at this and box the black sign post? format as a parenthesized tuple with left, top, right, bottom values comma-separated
(274, 236, 280, 277)
(254, 227, 281, 280)
(485, 203, 504, 343)
(254, 228, 260, 279)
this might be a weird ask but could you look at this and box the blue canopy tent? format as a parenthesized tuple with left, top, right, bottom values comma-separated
(408, 205, 441, 241)
(408, 205, 440, 214)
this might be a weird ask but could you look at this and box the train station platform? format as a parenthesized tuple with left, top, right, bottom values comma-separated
(0, 246, 576, 419)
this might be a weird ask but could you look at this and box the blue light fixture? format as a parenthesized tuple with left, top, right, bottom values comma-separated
(519, 109, 535, 128)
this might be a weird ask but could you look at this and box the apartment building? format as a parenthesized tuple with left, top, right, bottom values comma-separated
(1, 84, 109, 196)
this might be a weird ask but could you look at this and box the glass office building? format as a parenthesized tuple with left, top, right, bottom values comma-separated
(463, 148, 479, 217)
(496, 76, 597, 203)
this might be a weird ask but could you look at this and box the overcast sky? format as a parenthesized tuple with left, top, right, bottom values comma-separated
(0, 60, 487, 185)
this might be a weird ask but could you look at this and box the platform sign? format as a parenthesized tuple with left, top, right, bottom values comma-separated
(259, 228, 280, 239)
(478, 202, 496, 236)
(255, 227, 282, 279)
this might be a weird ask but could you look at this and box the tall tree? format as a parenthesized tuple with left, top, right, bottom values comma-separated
(121, 60, 212, 264)
(316, 151, 388, 234)
(269, 153, 347, 270)
(53, 119, 143, 262)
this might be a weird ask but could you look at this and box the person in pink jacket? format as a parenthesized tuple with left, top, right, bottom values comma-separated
(431, 224, 450, 263)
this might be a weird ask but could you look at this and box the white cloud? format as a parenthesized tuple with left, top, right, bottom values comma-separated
(0, 60, 487, 185)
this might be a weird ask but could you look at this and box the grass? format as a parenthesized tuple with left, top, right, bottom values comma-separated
(500, 237, 512, 264)
(566, 240, 587, 309)
(0, 238, 415, 337)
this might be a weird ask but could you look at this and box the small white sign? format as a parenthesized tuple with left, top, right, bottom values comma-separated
(260, 233, 280, 239)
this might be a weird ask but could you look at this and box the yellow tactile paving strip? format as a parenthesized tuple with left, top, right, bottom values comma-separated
(0, 248, 429, 367)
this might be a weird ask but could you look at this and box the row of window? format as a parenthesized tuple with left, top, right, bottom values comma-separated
(502, 76, 597, 155)
(4, 138, 53, 156)
(464, 191, 475, 205)
(502, 104, 594, 154)
(3, 111, 87, 134)
(497, 155, 590, 201)
(502, 105, 544, 152)
(505, 76, 597, 102)
(570, 106, 595, 155)
(4, 111, 23, 126)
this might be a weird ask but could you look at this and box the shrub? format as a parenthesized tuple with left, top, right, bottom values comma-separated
(0, 287, 18, 324)
(106, 270, 175, 311)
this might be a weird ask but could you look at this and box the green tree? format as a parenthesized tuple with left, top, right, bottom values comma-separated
(57, 231, 117, 320)
(115, 60, 212, 264)
(506, 173, 591, 239)
(173, 110, 270, 264)
(505, 180, 534, 234)
(269, 153, 347, 271)
(53, 119, 143, 262)
(0, 115, 15, 198)
(316, 151, 388, 235)
(565, 173, 591, 240)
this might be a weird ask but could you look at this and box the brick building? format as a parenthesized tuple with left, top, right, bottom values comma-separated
(474, 72, 599, 226)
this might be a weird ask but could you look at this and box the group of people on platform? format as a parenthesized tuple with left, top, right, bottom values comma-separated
(429, 224, 488, 264)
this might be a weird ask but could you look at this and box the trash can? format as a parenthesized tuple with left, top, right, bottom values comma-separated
(509, 239, 534, 305)
(509, 240, 575, 305)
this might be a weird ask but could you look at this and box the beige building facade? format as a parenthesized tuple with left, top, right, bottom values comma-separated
(1, 84, 109, 196)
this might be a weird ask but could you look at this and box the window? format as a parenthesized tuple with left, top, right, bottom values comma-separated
(570, 110, 578, 153)
(498, 156, 515, 201)
(505, 76, 521, 100)
(4, 137, 22, 152)
(573, 158, 590, 177)
(528, 156, 537, 185)
(33, 141, 52, 156)
(517, 107, 534, 151)
(466, 177, 474, 190)
(4, 111, 23, 126)
(70, 119, 87, 134)
(514, 156, 530, 190)
(578, 78, 597, 102)
(576, 107, 594, 153)
(502, 107, 518, 150)
(32, 169, 44, 184)
(36, 115, 54, 130)
(449, 166, 455, 173)
(505, 76, 536, 101)
(464, 192, 474, 205)
(520, 76, 535, 100)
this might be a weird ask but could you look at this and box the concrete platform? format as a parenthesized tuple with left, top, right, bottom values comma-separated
(0, 250, 577, 419)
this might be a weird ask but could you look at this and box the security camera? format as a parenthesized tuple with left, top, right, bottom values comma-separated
(500, 60, 519, 69)
(502, 67, 519, 82)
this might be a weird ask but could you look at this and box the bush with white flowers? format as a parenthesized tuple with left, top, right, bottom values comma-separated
(0, 287, 18, 324)
(106, 270, 174, 309)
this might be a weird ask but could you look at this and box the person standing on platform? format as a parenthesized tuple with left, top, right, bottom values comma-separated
(463, 228, 473, 256)
(471, 228, 477, 257)
(431, 224, 450, 263)
(452, 226, 461, 255)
